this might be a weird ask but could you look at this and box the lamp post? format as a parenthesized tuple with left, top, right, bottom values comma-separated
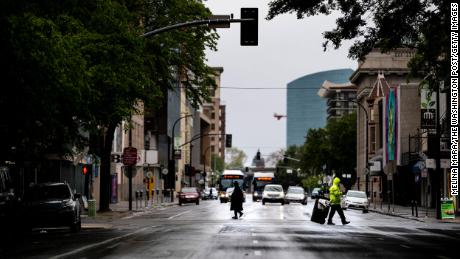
(337, 99, 370, 196)
(203, 145, 212, 187)
(169, 114, 192, 201)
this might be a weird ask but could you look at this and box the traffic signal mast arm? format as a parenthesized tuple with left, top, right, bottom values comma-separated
(177, 133, 228, 148)
(142, 18, 254, 38)
(283, 156, 301, 162)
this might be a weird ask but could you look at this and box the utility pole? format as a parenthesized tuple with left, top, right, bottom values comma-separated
(435, 81, 442, 219)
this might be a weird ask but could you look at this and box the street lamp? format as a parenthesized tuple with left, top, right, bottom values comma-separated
(340, 99, 370, 196)
(203, 144, 212, 186)
(168, 114, 192, 201)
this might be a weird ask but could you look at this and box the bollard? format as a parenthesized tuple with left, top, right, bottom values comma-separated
(139, 190, 143, 209)
(135, 191, 139, 210)
(88, 199, 97, 217)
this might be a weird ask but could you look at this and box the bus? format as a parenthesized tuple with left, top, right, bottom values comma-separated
(252, 172, 275, 201)
(218, 170, 245, 203)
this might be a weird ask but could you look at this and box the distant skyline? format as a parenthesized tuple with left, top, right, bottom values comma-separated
(204, 0, 357, 165)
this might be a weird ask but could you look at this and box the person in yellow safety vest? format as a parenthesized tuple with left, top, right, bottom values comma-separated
(327, 177, 350, 225)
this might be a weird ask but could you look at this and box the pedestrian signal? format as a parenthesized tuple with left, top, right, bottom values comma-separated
(82, 165, 89, 175)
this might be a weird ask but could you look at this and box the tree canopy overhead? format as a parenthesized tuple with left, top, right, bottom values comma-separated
(0, 0, 219, 210)
(267, 0, 450, 87)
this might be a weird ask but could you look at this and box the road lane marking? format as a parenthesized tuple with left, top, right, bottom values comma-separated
(254, 251, 262, 256)
(168, 209, 192, 219)
(49, 226, 152, 259)
(251, 233, 257, 236)
(106, 242, 120, 249)
(400, 245, 411, 249)
(253, 240, 258, 244)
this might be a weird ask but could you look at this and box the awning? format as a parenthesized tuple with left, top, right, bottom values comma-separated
(412, 161, 425, 174)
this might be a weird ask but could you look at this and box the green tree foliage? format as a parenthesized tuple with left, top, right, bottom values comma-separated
(267, 0, 449, 89)
(211, 153, 224, 173)
(0, 0, 219, 210)
(301, 174, 322, 193)
(225, 147, 247, 169)
(281, 113, 357, 188)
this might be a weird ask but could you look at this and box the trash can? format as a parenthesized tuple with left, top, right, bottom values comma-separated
(88, 199, 97, 217)
(311, 197, 330, 224)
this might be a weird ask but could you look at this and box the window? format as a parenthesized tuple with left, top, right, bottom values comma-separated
(370, 126, 376, 153)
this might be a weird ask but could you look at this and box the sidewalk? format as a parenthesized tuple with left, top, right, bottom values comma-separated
(368, 202, 460, 224)
(82, 199, 178, 223)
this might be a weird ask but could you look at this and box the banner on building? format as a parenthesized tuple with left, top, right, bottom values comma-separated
(420, 86, 437, 129)
(386, 88, 398, 161)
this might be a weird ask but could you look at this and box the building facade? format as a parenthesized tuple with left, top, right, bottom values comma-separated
(317, 81, 357, 120)
(350, 49, 422, 206)
(287, 69, 354, 147)
(202, 67, 226, 168)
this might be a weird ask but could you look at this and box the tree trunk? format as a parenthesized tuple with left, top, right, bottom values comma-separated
(99, 123, 116, 212)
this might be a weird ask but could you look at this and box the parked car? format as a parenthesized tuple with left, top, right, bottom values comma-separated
(21, 182, 81, 232)
(311, 187, 322, 199)
(201, 187, 218, 200)
(178, 187, 200, 206)
(223, 187, 246, 203)
(0, 167, 15, 218)
(284, 186, 307, 205)
(342, 190, 369, 212)
(262, 184, 285, 205)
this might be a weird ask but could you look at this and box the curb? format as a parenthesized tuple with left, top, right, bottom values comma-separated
(369, 209, 425, 222)
(369, 209, 460, 224)
(82, 202, 178, 221)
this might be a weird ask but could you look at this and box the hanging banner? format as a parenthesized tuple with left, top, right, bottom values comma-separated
(420, 85, 437, 129)
(386, 88, 398, 161)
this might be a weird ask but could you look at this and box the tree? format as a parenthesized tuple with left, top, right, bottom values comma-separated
(265, 149, 285, 167)
(0, 0, 219, 211)
(290, 113, 356, 189)
(225, 147, 247, 169)
(299, 128, 329, 176)
(211, 153, 224, 173)
(267, 0, 450, 89)
(275, 146, 302, 189)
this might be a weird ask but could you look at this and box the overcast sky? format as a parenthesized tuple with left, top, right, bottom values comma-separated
(204, 0, 357, 165)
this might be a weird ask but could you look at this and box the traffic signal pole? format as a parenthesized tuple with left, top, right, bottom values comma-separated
(141, 18, 254, 38)
(128, 125, 133, 211)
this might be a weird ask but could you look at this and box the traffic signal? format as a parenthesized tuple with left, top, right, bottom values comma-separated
(111, 154, 121, 163)
(225, 134, 232, 148)
(82, 165, 89, 175)
(241, 8, 258, 46)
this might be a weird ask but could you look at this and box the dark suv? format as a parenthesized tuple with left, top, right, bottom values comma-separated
(22, 182, 81, 232)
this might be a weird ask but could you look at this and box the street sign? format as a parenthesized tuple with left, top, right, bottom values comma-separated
(122, 147, 138, 166)
(174, 149, 181, 160)
(162, 168, 169, 175)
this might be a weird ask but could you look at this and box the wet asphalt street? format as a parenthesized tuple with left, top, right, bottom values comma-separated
(2, 196, 459, 259)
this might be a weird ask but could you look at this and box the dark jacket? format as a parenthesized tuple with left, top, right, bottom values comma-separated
(230, 186, 244, 211)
